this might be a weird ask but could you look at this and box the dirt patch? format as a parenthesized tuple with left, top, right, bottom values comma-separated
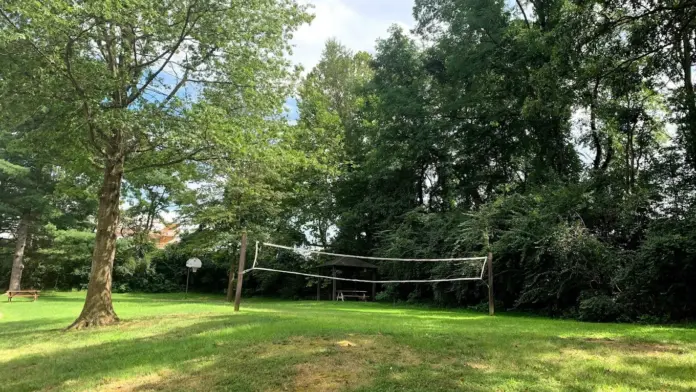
(336, 340, 356, 347)
(91, 336, 423, 392)
(94, 370, 173, 392)
(465, 362, 491, 370)
(579, 338, 686, 355)
(264, 335, 421, 392)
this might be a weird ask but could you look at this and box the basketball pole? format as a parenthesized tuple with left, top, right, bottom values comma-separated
(233, 231, 248, 312)
(185, 267, 190, 299)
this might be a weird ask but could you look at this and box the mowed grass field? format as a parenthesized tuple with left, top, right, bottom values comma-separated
(1, 293, 695, 392)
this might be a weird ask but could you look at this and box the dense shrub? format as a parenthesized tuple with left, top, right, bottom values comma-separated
(578, 295, 622, 322)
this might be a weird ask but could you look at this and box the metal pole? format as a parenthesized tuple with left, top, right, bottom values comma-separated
(185, 267, 190, 298)
(233, 231, 248, 312)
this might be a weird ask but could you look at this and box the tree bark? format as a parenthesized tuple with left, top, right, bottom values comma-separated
(67, 157, 124, 329)
(590, 79, 602, 171)
(601, 133, 613, 172)
(226, 246, 236, 302)
(9, 213, 30, 291)
(144, 189, 160, 235)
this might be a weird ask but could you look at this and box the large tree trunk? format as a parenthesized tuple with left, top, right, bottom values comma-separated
(68, 158, 124, 329)
(9, 213, 30, 291)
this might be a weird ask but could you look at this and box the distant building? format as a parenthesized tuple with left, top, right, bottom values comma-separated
(152, 224, 179, 249)
(116, 221, 180, 249)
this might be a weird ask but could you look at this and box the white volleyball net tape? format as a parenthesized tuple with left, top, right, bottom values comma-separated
(243, 242, 488, 284)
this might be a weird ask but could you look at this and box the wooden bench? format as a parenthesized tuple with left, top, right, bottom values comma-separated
(337, 290, 368, 302)
(6, 290, 40, 302)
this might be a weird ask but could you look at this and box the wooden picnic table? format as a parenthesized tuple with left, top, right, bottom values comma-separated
(336, 290, 368, 302)
(5, 290, 40, 302)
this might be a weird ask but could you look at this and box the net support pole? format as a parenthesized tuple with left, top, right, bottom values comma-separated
(487, 251, 494, 316)
(371, 271, 376, 301)
(332, 267, 336, 301)
(233, 231, 248, 312)
(226, 247, 236, 302)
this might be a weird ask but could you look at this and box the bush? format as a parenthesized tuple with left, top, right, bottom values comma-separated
(578, 295, 621, 322)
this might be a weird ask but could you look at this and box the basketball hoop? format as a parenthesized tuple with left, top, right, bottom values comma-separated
(185, 258, 202, 297)
(186, 258, 202, 270)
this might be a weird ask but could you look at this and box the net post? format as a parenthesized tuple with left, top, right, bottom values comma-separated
(226, 246, 236, 302)
(371, 271, 376, 301)
(332, 266, 336, 301)
(226, 270, 235, 302)
(252, 241, 259, 268)
(234, 231, 248, 312)
(487, 251, 494, 316)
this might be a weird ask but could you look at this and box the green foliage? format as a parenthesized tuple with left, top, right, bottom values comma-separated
(0, 0, 312, 175)
(578, 295, 622, 322)
(4, 0, 696, 325)
(0, 158, 28, 176)
(290, 40, 374, 246)
(27, 227, 95, 290)
(615, 219, 696, 320)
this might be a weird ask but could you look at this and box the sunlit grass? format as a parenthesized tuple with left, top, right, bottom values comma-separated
(1, 292, 695, 391)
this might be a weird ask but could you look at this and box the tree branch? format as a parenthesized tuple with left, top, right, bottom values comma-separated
(599, 40, 673, 80)
(516, 0, 531, 29)
(187, 78, 253, 88)
(63, 21, 97, 97)
(123, 0, 200, 107)
(125, 147, 211, 173)
(159, 46, 217, 106)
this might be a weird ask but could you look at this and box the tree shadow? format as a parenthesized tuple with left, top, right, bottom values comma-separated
(1, 313, 284, 391)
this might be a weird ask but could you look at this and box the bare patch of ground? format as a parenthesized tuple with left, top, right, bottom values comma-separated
(580, 337, 687, 355)
(265, 335, 421, 392)
(93, 370, 173, 392)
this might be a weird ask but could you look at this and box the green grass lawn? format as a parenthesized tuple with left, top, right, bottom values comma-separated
(1, 292, 695, 392)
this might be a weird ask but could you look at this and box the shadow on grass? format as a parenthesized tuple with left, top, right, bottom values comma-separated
(3, 308, 696, 392)
(0, 318, 72, 351)
(0, 317, 71, 333)
(23, 293, 228, 307)
(1, 314, 284, 391)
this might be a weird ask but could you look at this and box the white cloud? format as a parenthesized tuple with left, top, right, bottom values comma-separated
(290, 0, 415, 71)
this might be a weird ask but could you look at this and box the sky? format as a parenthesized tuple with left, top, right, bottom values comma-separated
(284, 0, 417, 121)
(290, 0, 415, 71)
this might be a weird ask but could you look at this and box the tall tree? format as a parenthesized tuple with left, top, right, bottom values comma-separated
(586, 0, 696, 166)
(332, 26, 439, 253)
(294, 40, 372, 246)
(0, 124, 55, 291)
(0, 0, 310, 328)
